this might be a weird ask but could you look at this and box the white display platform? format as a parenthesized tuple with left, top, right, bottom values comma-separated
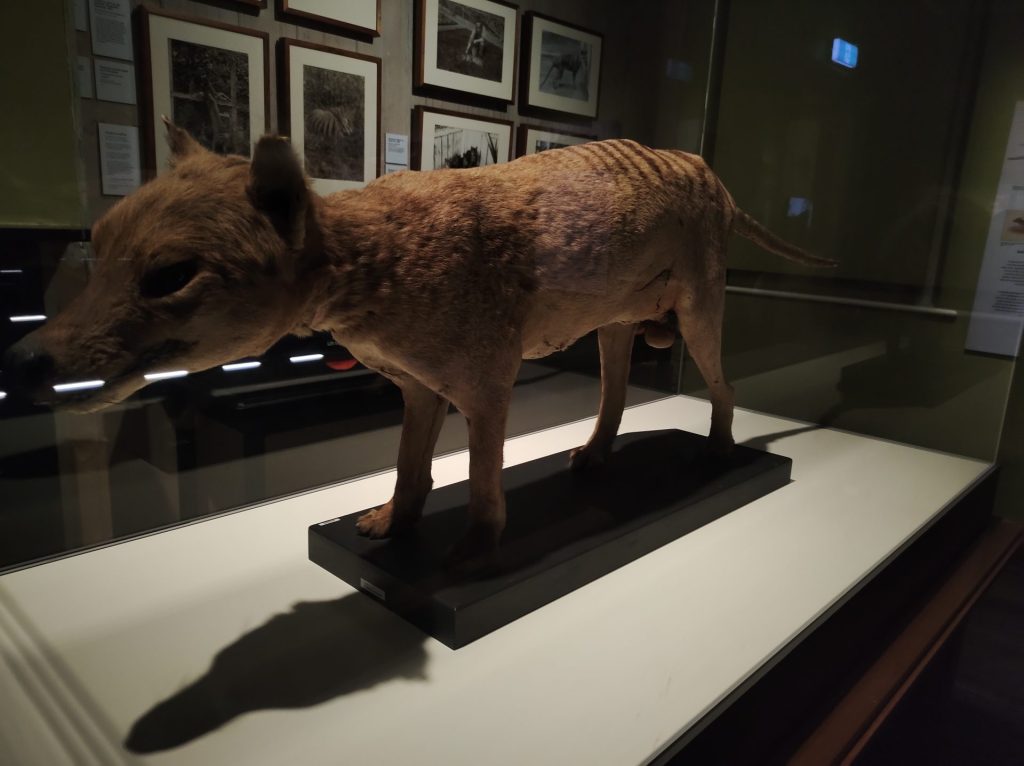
(0, 396, 991, 766)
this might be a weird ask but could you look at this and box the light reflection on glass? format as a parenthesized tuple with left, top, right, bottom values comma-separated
(222, 361, 262, 372)
(144, 370, 189, 382)
(53, 380, 105, 393)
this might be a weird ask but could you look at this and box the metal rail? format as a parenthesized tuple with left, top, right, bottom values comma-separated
(725, 285, 960, 318)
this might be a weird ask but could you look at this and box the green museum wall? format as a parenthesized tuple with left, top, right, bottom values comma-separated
(964, 0, 1024, 521)
(0, 1, 84, 229)
(681, 0, 1024, 492)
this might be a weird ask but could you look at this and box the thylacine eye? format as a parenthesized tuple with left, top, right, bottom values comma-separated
(140, 259, 199, 299)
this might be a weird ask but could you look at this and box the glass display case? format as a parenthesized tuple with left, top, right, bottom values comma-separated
(0, 0, 1021, 763)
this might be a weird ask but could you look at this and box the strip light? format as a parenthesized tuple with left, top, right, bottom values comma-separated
(289, 354, 324, 364)
(0, 391, 6, 401)
(10, 315, 46, 323)
(0, 269, 23, 274)
(53, 380, 105, 393)
(222, 361, 262, 372)
(144, 370, 189, 382)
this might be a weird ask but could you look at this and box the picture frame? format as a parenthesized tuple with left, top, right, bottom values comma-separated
(279, 39, 381, 195)
(137, 7, 269, 176)
(520, 13, 602, 119)
(205, 0, 266, 7)
(416, 0, 519, 104)
(516, 124, 594, 157)
(413, 106, 513, 170)
(280, 0, 381, 38)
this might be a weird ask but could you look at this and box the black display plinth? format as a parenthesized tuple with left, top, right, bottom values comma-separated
(309, 429, 792, 649)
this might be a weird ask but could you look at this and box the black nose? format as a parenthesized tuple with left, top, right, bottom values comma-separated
(3, 336, 56, 396)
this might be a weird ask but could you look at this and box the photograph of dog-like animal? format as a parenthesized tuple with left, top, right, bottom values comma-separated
(539, 32, 590, 101)
(2, 123, 835, 568)
(170, 40, 251, 157)
(302, 64, 365, 183)
(435, 0, 505, 82)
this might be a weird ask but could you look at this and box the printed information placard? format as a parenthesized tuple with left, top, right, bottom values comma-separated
(966, 101, 1024, 357)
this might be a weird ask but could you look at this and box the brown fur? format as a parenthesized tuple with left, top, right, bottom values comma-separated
(6, 125, 833, 566)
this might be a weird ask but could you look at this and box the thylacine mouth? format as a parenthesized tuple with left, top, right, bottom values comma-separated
(118, 338, 198, 379)
(40, 339, 198, 412)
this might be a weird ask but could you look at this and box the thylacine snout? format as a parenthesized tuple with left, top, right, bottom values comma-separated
(4, 122, 834, 569)
(4, 125, 317, 411)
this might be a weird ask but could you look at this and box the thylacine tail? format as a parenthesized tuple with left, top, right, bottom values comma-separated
(733, 209, 837, 268)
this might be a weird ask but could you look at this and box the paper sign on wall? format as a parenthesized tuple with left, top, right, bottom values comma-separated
(98, 123, 141, 196)
(74, 0, 89, 32)
(89, 0, 133, 61)
(94, 58, 136, 104)
(966, 101, 1024, 357)
(386, 133, 408, 166)
(76, 56, 93, 98)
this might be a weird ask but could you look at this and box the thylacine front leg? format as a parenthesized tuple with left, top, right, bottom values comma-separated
(570, 322, 636, 470)
(445, 356, 521, 570)
(356, 377, 448, 538)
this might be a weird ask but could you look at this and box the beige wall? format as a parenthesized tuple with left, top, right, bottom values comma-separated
(73, 0, 708, 224)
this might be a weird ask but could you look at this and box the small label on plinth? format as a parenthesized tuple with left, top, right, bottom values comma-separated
(360, 578, 385, 601)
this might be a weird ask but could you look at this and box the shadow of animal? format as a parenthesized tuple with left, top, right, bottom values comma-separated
(125, 593, 428, 753)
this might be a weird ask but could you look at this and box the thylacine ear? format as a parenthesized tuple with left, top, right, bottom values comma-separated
(246, 135, 310, 252)
(161, 116, 205, 164)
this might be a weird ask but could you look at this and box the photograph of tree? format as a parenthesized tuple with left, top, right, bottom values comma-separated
(170, 39, 251, 156)
(302, 65, 366, 182)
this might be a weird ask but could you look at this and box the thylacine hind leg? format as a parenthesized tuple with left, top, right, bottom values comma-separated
(570, 322, 636, 470)
(675, 279, 734, 454)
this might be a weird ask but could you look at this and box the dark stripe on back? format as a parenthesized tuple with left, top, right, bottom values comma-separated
(585, 141, 630, 176)
(600, 141, 649, 183)
(635, 147, 673, 184)
(660, 152, 696, 197)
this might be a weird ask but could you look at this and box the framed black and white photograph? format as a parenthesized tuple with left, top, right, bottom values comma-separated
(138, 8, 269, 175)
(414, 106, 513, 170)
(520, 13, 601, 118)
(416, 0, 518, 103)
(281, 0, 381, 37)
(280, 39, 380, 194)
(516, 124, 593, 157)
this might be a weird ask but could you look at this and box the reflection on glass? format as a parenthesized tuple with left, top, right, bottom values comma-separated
(53, 380, 105, 393)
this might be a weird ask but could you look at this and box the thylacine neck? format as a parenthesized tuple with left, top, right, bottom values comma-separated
(290, 188, 399, 337)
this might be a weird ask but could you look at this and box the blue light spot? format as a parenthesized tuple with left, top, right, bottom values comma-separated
(831, 38, 859, 69)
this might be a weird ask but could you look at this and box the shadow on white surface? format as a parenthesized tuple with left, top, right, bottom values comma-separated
(125, 593, 428, 753)
(738, 424, 822, 453)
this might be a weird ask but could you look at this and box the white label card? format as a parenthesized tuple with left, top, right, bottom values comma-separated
(98, 123, 141, 196)
(76, 56, 94, 98)
(94, 58, 136, 104)
(74, 0, 89, 32)
(386, 133, 408, 166)
(89, 0, 133, 61)
(966, 101, 1024, 357)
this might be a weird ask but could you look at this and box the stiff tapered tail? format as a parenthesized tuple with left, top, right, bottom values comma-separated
(733, 209, 838, 267)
